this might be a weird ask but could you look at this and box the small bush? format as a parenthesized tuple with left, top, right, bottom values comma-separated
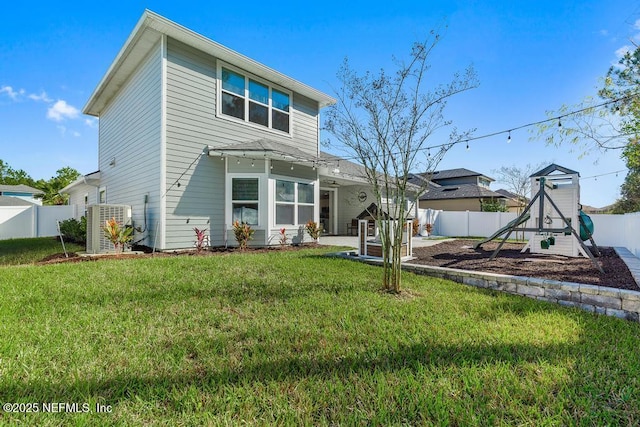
(102, 217, 133, 254)
(58, 217, 87, 244)
(305, 220, 321, 241)
(233, 221, 254, 250)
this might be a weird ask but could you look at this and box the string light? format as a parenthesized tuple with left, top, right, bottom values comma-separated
(466, 141, 469, 151)
(558, 119, 562, 128)
(251, 160, 255, 167)
(290, 162, 294, 170)
(507, 131, 511, 143)
(581, 169, 625, 180)
(236, 158, 240, 165)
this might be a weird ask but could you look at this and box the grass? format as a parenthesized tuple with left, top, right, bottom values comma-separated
(0, 237, 85, 266)
(0, 242, 639, 424)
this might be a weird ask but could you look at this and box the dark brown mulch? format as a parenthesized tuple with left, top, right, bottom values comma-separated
(411, 239, 639, 291)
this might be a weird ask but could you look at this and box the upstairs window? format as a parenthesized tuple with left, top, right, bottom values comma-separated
(219, 64, 291, 133)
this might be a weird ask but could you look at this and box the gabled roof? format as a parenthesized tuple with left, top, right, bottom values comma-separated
(0, 196, 37, 206)
(0, 184, 43, 195)
(419, 183, 505, 201)
(530, 163, 579, 177)
(84, 10, 335, 116)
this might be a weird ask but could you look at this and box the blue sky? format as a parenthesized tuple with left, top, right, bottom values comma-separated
(1, 1, 638, 207)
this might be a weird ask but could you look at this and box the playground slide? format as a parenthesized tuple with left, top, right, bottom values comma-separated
(473, 212, 531, 249)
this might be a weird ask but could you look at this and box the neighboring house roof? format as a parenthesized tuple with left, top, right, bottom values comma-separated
(0, 196, 37, 206)
(60, 171, 101, 193)
(530, 163, 579, 177)
(84, 10, 336, 116)
(429, 168, 488, 181)
(495, 188, 528, 201)
(419, 183, 505, 201)
(0, 184, 44, 195)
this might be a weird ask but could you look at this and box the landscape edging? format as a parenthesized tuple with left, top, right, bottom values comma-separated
(337, 252, 640, 322)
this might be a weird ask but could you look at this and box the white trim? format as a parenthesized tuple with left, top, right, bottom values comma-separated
(99, 186, 107, 204)
(272, 175, 317, 227)
(216, 61, 293, 137)
(159, 34, 168, 249)
(320, 187, 338, 235)
(226, 175, 265, 229)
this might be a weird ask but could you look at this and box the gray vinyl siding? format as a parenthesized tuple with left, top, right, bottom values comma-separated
(336, 185, 374, 235)
(165, 37, 222, 249)
(98, 41, 162, 248)
(164, 37, 320, 249)
(67, 184, 99, 219)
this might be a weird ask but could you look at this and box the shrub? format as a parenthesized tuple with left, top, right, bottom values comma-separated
(305, 220, 321, 241)
(102, 217, 133, 254)
(278, 228, 289, 246)
(58, 217, 87, 244)
(193, 227, 209, 253)
(233, 221, 254, 250)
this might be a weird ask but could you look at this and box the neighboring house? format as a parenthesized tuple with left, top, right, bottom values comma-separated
(63, 10, 389, 249)
(410, 168, 506, 212)
(494, 188, 529, 213)
(0, 184, 44, 205)
(61, 171, 101, 218)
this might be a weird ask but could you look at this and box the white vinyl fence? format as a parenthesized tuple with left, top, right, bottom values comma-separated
(420, 209, 640, 258)
(0, 205, 76, 240)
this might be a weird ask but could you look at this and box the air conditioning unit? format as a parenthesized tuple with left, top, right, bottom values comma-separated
(87, 204, 132, 254)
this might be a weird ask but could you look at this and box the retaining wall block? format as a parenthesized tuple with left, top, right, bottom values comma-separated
(621, 299, 640, 313)
(495, 282, 517, 294)
(581, 294, 622, 310)
(579, 303, 596, 313)
(545, 288, 572, 300)
(605, 308, 629, 319)
(558, 300, 579, 309)
(619, 289, 640, 301)
(596, 287, 621, 299)
(463, 276, 487, 288)
(517, 284, 545, 297)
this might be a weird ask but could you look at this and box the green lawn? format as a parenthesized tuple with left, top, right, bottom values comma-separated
(0, 237, 85, 266)
(0, 244, 639, 425)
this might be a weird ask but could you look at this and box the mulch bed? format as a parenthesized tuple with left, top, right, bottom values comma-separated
(37, 244, 313, 265)
(411, 239, 639, 291)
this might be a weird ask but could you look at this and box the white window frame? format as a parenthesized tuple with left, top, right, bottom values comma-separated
(216, 61, 292, 135)
(99, 187, 107, 204)
(274, 178, 315, 226)
(230, 176, 261, 227)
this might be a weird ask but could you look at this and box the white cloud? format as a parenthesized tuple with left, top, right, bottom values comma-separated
(47, 100, 80, 122)
(634, 18, 640, 30)
(0, 85, 25, 100)
(57, 125, 67, 135)
(599, 29, 609, 37)
(615, 45, 632, 58)
(28, 91, 52, 103)
(72, 131, 81, 137)
(84, 117, 98, 128)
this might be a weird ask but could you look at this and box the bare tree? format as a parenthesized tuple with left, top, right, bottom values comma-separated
(492, 163, 546, 213)
(325, 32, 478, 293)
